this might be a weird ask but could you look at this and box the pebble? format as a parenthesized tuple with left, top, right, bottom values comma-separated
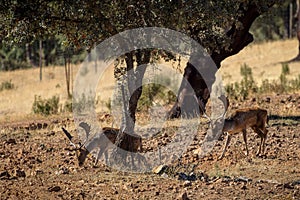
(177, 192, 189, 200)
(48, 186, 61, 192)
(184, 180, 192, 187)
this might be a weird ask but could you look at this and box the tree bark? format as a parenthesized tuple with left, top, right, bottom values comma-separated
(294, 0, 300, 60)
(168, 3, 264, 119)
(39, 40, 43, 81)
(113, 50, 151, 165)
(64, 53, 72, 98)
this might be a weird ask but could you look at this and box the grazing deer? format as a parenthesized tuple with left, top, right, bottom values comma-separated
(199, 95, 268, 159)
(62, 122, 143, 167)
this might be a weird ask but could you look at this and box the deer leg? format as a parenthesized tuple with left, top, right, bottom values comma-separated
(94, 149, 100, 166)
(94, 146, 105, 166)
(242, 129, 249, 156)
(219, 132, 231, 160)
(256, 136, 263, 156)
(261, 128, 268, 155)
(255, 128, 264, 156)
(131, 153, 136, 170)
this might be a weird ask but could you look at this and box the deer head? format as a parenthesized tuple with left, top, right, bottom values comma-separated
(61, 122, 91, 166)
(196, 94, 229, 123)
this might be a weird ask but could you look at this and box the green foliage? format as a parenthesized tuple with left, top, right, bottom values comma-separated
(32, 95, 59, 116)
(225, 64, 257, 100)
(0, 80, 15, 91)
(138, 83, 164, 111)
(0, 1, 282, 53)
(0, 60, 31, 71)
(259, 64, 300, 93)
(72, 94, 95, 113)
(226, 63, 300, 98)
(250, 1, 293, 42)
(63, 99, 73, 113)
(137, 81, 176, 111)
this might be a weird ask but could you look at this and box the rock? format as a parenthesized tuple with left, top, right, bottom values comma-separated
(59, 167, 70, 174)
(35, 169, 44, 175)
(177, 192, 189, 200)
(291, 180, 300, 186)
(6, 138, 16, 145)
(14, 169, 26, 178)
(161, 173, 169, 178)
(241, 184, 247, 190)
(178, 172, 192, 181)
(264, 97, 271, 103)
(221, 176, 232, 183)
(47, 131, 55, 136)
(193, 148, 202, 155)
(283, 183, 294, 189)
(0, 170, 10, 179)
(48, 186, 61, 192)
(234, 176, 252, 183)
(152, 165, 168, 174)
(184, 180, 192, 187)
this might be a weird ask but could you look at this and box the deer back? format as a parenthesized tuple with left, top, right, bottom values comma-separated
(223, 107, 266, 133)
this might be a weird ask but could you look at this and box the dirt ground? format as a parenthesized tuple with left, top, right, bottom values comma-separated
(0, 93, 299, 200)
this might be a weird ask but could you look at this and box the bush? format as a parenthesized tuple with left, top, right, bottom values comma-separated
(137, 83, 176, 111)
(227, 63, 300, 97)
(63, 99, 73, 113)
(72, 93, 95, 113)
(32, 95, 59, 115)
(225, 64, 257, 100)
(0, 80, 15, 91)
(1, 60, 31, 71)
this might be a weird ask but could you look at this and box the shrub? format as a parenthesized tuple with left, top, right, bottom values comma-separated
(137, 83, 176, 111)
(225, 64, 257, 100)
(0, 80, 15, 91)
(72, 93, 95, 113)
(32, 95, 59, 115)
(63, 99, 73, 113)
(1, 60, 31, 71)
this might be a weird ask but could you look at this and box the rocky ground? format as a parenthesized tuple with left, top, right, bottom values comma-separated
(0, 93, 300, 200)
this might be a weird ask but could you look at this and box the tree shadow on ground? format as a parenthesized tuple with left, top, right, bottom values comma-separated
(269, 114, 300, 126)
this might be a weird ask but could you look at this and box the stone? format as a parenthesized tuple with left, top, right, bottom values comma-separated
(177, 192, 189, 200)
(152, 165, 167, 174)
(48, 186, 61, 192)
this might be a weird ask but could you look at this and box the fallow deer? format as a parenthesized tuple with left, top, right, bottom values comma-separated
(62, 122, 143, 167)
(77, 126, 143, 167)
(199, 95, 269, 159)
(219, 107, 269, 159)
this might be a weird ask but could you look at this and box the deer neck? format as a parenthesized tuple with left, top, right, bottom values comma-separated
(222, 118, 235, 132)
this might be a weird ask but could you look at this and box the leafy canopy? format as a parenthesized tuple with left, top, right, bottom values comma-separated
(0, 0, 281, 53)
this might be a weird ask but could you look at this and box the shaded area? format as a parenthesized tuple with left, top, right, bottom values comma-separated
(269, 114, 300, 125)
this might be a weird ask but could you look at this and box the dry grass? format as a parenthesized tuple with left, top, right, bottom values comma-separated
(0, 38, 299, 122)
(220, 38, 300, 85)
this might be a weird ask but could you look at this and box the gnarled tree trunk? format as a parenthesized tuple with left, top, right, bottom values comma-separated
(168, 3, 264, 119)
(113, 49, 151, 166)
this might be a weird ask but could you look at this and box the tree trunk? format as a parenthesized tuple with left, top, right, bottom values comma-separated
(295, 0, 300, 60)
(168, 3, 263, 118)
(64, 53, 72, 98)
(113, 49, 150, 166)
(39, 40, 43, 81)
